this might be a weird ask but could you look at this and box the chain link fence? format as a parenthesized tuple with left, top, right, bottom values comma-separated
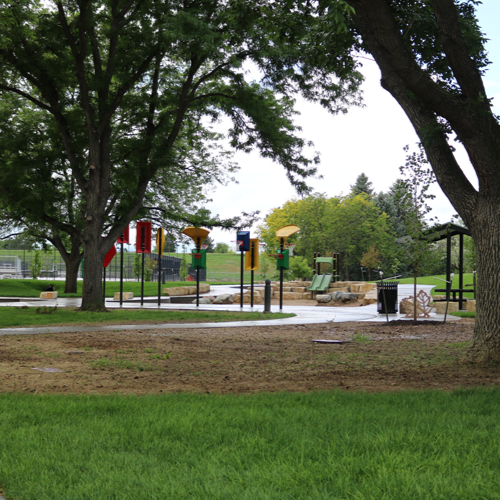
(0, 249, 205, 282)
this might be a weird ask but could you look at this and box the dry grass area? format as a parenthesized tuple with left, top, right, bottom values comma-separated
(1, 318, 499, 395)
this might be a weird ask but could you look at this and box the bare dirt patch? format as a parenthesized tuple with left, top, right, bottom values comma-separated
(1, 319, 498, 395)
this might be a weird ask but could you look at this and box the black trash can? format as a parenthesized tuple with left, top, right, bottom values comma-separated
(377, 282, 399, 314)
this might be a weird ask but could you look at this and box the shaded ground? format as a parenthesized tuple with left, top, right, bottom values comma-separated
(1, 318, 498, 395)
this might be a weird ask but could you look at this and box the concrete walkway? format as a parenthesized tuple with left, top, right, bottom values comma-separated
(0, 284, 460, 337)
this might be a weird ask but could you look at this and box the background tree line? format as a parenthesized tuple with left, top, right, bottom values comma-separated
(257, 170, 476, 281)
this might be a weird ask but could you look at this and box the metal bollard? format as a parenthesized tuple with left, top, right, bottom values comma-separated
(264, 279, 272, 313)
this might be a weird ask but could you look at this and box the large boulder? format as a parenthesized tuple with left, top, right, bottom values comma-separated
(435, 301, 459, 314)
(213, 293, 234, 304)
(316, 294, 332, 303)
(193, 297, 212, 304)
(234, 291, 263, 304)
(331, 291, 359, 304)
(400, 299, 423, 315)
(164, 284, 210, 296)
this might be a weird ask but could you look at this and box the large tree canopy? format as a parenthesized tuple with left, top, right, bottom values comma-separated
(0, 0, 361, 308)
(257, 193, 398, 279)
(340, 0, 500, 360)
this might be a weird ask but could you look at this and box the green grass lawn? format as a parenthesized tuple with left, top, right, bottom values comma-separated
(0, 307, 294, 329)
(1, 389, 499, 500)
(0, 279, 209, 298)
(451, 311, 476, 318)
(385, 273, 476, 299)
(167, 252, 271, 281)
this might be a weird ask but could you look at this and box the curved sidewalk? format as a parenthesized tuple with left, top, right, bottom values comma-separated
(0, 284, 460, 337)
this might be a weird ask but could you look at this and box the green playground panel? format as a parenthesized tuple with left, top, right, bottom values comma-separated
(315, 257, 334, 266)
(308, 274, 333, 292)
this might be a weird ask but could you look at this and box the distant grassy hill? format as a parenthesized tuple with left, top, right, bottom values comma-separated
(170, 252, 242, 274)
(0, 279, 199, 298)
(165, 252, 272, 282)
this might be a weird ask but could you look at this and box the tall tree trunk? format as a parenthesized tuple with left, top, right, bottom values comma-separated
(413, 268, 417, 322)
(50, 234, 83, 294)
(346, 0, 500, 360)
(64, 256, 82, 294)
(80, 183, 110, 310)
(81, 232, 106, 311)
(468, 205, 500, 361)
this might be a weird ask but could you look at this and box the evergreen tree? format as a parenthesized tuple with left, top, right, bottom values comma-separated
(374, 179, 410, 239)
(350, 173, 374, 197)
(203, 236, 215, 253)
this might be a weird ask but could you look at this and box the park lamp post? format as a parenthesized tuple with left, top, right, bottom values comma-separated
(181, 227, 210, 307)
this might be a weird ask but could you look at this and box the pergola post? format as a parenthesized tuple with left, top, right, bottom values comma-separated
(446, 230, 451, 302)
(459, 232, 464, 310)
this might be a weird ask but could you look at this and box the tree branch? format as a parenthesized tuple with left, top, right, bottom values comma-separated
(0, 84, 51, 111)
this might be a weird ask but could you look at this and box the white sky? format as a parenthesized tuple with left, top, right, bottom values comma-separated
(203, 1, 500, 248)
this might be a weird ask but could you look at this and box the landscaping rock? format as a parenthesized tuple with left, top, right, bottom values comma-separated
(466, 300, 476, 312)
(400, 299, 425, 315)
(283, 286, 308, 293)
(164, 284, 210, 296)
(435, 301, 459, 314)
(330, 291, 358, 304)
(316, 294, 332, 303)
(282, 292, 304, 300)
(193, 297, 212, 304)
(114, 292, 134, 300)
(340, 293, 359, 303)
(330, 291, 344, 301)
(213, 293, 234, 304)
(40, 291, 58, 299)
(234, 292, 263, 304)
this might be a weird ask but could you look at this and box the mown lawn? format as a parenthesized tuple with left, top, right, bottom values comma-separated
(385, 273, 476, 299)
(0, 307, 294, 329)
(1, 389, 499, 500)
(0, 279, 202, 298)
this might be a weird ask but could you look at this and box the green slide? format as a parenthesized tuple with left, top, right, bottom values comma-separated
(308, 274, 333, 292)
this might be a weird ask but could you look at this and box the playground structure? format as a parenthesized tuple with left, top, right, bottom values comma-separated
(182, 226, 210, 307)
(275, 225, 301, 311)
(308, 253, 340, 297)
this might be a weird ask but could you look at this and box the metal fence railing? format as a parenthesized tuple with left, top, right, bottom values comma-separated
(0, 249, 206, 282)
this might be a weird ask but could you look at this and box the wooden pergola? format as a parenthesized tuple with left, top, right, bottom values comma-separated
(422, 223, 471, 310)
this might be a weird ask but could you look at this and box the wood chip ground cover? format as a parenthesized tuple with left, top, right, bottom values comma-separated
(1, 318, 498, 394)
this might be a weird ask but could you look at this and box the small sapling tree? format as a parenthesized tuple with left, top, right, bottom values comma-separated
(258, 254, 273, 280)
(179, 253, 189, 282)
(133, 254, 141, 281)
(30, 250, 43, 280)
(145, 258, 157, 282)
(360, 246, 380, 281)
(398, 145, 437, 321)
